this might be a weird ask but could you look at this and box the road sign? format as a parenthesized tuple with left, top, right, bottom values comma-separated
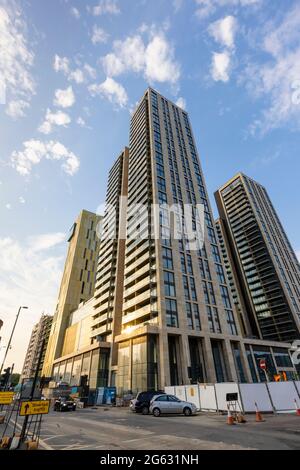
(19, 400, 50, 417)
(259, 359, 267, 370)
(0, 391, 14, 405)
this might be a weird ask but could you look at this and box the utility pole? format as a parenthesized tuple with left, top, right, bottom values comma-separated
(0, 306, 28, 374)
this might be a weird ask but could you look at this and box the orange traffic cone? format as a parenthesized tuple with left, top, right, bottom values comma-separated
(227, 406, 235, 425)
(294, 399, 300, 416)
(255, 402, 264, 422)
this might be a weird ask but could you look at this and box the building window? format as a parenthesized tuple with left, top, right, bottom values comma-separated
(232, 343, 247, 383)
(207, 306, 221, 333)
(190, 277, 197, 301)
(162, 247, 174, 270)
(193, 304, 201, 330)
(182, 275, 190, 300)
(164, 271, 176, 297)
(245, 346, 258, 383)
(186, 254, 193, 275)
(220, 285, 232, 309)
(273, 348, 293, 368)
(185, 302, 193, 329)
(215, 264, 225, 283)
(180, 253, 186, 273)
(166, 299, 179, 327)
(226, 310, 237, 335)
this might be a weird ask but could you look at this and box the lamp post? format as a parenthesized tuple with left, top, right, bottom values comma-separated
(0, 306, 28, 374)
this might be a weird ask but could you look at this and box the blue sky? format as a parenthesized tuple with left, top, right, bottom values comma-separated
(1, 0, 300, 372)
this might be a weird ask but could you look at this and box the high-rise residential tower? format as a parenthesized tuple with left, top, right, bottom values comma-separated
(21, 314, 53, 381)
(111, 89, 255, 392)
(215, 173, 300, 343)
(91, 148, 129, 384)
(42, 210, 101, 377)
(47, 90, 298, 390)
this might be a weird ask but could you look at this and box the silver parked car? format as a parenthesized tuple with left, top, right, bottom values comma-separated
(150, 394, 198, 417)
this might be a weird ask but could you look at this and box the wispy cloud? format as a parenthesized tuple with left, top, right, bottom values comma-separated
(241, 3, 300, 134)
(101, 29, 180, 85)
(28, 232, 66, 252)
(195, 0, 262, 19)
(70, 6, 80, 19)
(89, 0, 120, 16)
(11, 140, 80, 176)
(208, 16, 237, 83)
(38, 109, 71, 134)
(0, 235, 64, 371)
(0, 1, 35, 118)
(53, 86, 75, 108)
(91, 25, 109, 44)
(89, 77, 128, 108)
(53, 55, 96, 84)
(211, 51, 231, 82)
(176, 97, 186, 109)
(208, 15, 237, 49)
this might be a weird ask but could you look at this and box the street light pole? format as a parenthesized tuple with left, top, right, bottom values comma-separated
(0, 306, 28, 374)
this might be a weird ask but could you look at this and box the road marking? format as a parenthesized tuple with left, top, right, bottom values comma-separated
(43, 434, 65, 442)
(65, 416, 154, 435)
(61, 443, 92, 450)
(7, 419, 53, 450)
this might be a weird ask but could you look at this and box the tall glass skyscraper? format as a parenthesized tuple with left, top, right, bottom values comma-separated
(215, 173, 300, 343)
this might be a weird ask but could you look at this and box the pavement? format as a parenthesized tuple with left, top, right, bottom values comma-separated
(2, 406, 300, 450)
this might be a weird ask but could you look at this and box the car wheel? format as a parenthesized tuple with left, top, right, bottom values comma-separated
(183, 407, 192, 417)
(152, 408, 161, 417)
(141, 406, 149, 415)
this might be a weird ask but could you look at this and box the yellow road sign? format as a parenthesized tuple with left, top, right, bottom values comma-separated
(19, 400, 50, 417)
(0, 392, 14, 405)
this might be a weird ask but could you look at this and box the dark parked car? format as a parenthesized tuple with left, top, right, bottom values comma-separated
(53, 397, 76, 412)
(130, 391, 166, 415)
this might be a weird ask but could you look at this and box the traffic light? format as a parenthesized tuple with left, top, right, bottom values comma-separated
(0, 367, 11, 390)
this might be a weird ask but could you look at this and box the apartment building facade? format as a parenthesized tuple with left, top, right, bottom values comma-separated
(21, 314, 53, 381)
(110, 89, 283, 392)
(46, 91, 299, 392)
(215, 173, 300, 343)
(42, 210, 101, 377)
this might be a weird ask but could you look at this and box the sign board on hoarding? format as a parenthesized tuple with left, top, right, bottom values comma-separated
(0, 392, 14, 405)
(19, 400, 50, 417)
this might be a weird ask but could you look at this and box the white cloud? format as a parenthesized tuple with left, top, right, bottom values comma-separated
(77, 117, 86, 127)
(208, 15, 237, 49)
(11, 140, 80, 176)
(19, 196, 25, 204)
(211, 51, 231, 82)
(53, 86, 75, 108)
(175, 97, 186, 109)
(91, 25, 109, 44)
(53, 55, 70, 74)
(241, 4, 300, 133)
(28, 232, 66, 252)
(39, 109, 71, 134)
(89, 77, 128, 108)
(5, 99, 30, 119)
(145, 34, 180, 84)
(0, 3, 35, 118)
(53, 55, 96, 84)
(0, 236, 64, 372)
(91, 0, 120, 16)
(5, 203, 11, 210)
(195, 0, 261, 19)
(70, 6, 80, 19)
(101, 31, 180, 85)
(173, 0, 183, 13)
